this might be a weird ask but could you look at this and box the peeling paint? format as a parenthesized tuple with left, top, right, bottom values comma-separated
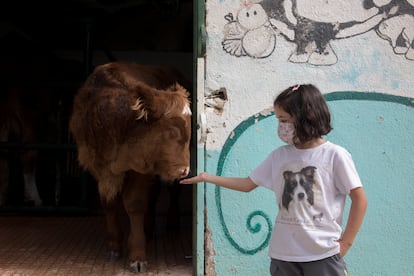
(253, 108, 274, 124)
(205, 87, 228, 115)
(205, 225, 217, 276)
(258, 107, 274, 117)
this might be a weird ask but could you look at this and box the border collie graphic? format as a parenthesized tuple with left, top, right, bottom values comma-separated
(281, 166, 323, 222)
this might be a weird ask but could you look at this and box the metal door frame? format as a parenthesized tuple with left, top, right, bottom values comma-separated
(193, 0, 206, 275)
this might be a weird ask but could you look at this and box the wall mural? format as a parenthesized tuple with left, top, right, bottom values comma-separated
(222, 0, 414, 65)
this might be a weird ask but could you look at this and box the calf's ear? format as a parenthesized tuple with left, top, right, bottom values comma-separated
(131, 97, 149, 121)
(130, 83, 165, 121)
(130, 82, 191, 122)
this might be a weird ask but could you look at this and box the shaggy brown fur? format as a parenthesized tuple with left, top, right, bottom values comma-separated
(69, 62, 192, 272)
(69, 62, 191, 201)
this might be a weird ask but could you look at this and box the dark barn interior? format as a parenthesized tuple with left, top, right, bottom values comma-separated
(0, 1, 194, 274)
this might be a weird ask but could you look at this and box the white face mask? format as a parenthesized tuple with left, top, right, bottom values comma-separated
(278, 122, 295, 145)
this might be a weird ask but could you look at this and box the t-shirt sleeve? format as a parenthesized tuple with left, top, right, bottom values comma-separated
(249, 152, 274, 190)
(334, 148, 363, 194)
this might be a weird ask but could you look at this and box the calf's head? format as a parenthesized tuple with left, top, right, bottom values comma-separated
(124, 82, 192, 181)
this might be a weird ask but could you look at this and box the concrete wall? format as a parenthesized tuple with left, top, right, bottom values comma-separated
(201, 1, 414, 275)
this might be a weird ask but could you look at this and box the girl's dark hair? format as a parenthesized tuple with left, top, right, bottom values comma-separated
(273, 84, 332, 143)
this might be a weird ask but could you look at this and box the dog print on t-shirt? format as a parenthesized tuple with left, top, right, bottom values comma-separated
(279, 166, 324, 225)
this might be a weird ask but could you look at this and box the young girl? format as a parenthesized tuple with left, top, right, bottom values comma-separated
(180, 84, 368, 276)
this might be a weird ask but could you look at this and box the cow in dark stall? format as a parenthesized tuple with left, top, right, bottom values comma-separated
(0, 84, 44, 206)
(0, 48, 83, 207)
(69, 62, 192, 272)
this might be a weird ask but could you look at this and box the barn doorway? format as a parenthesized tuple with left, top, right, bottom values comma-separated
(0, 1, 195, 274)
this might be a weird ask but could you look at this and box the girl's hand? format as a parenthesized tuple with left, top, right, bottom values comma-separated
(338, 187, 367, 257)
(337, 239, 352, 257)
(180, 172, 207, 184)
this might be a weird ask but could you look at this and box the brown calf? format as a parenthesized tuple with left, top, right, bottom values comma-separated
(69, 62, 192, 272)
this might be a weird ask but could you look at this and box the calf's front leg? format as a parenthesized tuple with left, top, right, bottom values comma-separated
(101, 195, 124, 260)
(123, 172, 152, 273)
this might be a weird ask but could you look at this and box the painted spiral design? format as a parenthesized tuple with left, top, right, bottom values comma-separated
(215, 112, 273, 254)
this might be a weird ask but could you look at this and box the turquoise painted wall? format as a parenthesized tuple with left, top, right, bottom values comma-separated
(204, 93, 414, 275)
(201, 1, 414, 275)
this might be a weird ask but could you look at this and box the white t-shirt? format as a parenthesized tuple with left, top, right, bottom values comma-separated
(249, 141, 362, 262)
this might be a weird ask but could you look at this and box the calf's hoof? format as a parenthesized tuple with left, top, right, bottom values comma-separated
(129, 260, 148, 273)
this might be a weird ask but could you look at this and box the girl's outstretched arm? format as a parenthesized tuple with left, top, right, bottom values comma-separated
(180, 172, 257, 192)
(339, 187, 368, 256)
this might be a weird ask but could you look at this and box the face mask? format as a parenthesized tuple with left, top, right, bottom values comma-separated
(278, 122, 295, 145)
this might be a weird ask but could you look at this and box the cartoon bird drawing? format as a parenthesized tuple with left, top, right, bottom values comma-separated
(222, 2, 276, 58)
